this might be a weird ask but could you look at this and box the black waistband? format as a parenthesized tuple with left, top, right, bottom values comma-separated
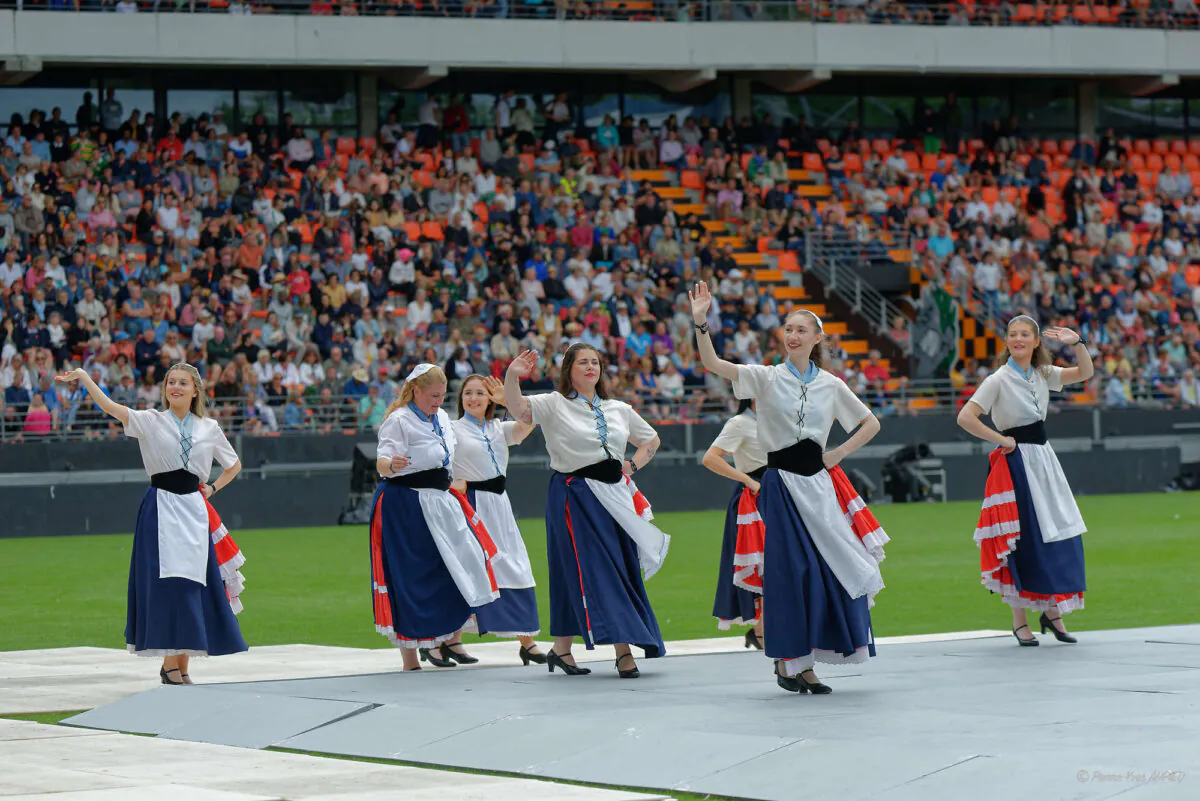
(747, 466, 768, 481)
(150, 469, 201, 495)
(387, 468, 452, 491)
(1002, 421, 1048, 446)
(467, 475, 507, 495)
(568, 458, 624, 485)
(767, 439, 825, 477)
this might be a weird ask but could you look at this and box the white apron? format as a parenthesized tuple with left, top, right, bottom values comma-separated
(1017, 443, 1087, 543)
(584, 477, 670, 580)
(416, 488, 502, 607)
(473, 490, 536, 589)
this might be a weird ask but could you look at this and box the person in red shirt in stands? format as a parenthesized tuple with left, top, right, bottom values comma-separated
(288, 264, 312, 301)
(861, 349, 890, 384)
(156, 127, 184, 162)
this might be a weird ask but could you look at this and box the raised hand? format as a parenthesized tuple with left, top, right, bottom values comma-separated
(483, 375, 506, 405)
(688, 282, 712, 323)
(55, 368, 87, 384)
(507, 350, 539, 379)
(1042, 327, 1081, 346)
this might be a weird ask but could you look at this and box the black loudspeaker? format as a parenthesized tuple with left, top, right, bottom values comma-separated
(338, 443, 380, 525)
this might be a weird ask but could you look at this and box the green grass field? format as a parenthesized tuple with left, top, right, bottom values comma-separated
(2, 493, 1199, 653)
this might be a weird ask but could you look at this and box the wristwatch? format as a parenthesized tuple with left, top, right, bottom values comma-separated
(627, 458, 638, 474)
(694, 322, 710, 334)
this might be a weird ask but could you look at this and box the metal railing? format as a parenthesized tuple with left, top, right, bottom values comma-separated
(2, 376, 1190, 442)
(3, 1, 1197, 29)
(804, 229, 913, 355)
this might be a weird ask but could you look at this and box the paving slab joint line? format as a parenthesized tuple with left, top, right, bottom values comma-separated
(866, 754, 989, 800)
(287, 701, 384, 740)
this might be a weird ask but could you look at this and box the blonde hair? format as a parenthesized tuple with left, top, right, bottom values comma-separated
(161, 363, 209, 418)
(386, 364, 448, 418)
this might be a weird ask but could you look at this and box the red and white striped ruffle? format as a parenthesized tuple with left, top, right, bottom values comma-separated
(829, 465, 889, 563)
(732, 487, 765, 594)
(203, 491, 246, 615)
(625, 475, 652, 520)
(368, 489, 501, 649)
(975, 449, 1084, 613)
(450, 488, 501, 595)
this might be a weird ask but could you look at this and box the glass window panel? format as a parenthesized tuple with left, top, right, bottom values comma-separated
(379, 91, 423, 126)
(582, 94, 621, 130)
(238, 90, 279, 126)
(1014, 86, 1076, 134)
(167, 90, 235, 126)
(0, 87, 95, 131)
(1098, 95, 1154, 136)
(975, 95, 1009, 128)
(98, 87, 154, 126)
(1155, 98, 1185, 134)
(753, 94, 858, 133)
(623, 92, 731, 129)
(284, 75, 356, 130)
(862, 96, 915, 137)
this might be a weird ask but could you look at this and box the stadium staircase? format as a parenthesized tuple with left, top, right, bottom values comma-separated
(636, 160, 893, 373)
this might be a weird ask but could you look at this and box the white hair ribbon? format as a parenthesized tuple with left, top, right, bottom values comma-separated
(1008, 314, 1039, 334)
(404, 363, 436, 384)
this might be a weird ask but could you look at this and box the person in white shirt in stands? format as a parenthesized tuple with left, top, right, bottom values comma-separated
(450, 375, 544, 666)
(503, 345, 668, 679)
(691, 282, 888, 695)
(958, 315, 1094, 647)
(370, 364, 501, 672)
(53, 363, 246, 686)
(702, 399, 768, 649)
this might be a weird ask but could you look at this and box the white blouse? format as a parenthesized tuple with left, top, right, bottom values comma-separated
(969, 363, 1065, 432)
(124, 408, 239, 480)
(376, 405, 458, 476)
(529, 391, 657, 474)
(451, 416, 517, 483)
(710, 411, 768, 474)
(733, 365, 871, 452)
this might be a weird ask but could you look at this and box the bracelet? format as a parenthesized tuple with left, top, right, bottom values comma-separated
(627, 458, 638, 474)
(694, 322, 710, 335)
(1071, 338, 1086, 347)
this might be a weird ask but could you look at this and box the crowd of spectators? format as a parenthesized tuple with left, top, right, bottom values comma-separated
(1, 88, 1198, 441)
(7, 0, 1200, 30)
(809, 97, 1200, 409)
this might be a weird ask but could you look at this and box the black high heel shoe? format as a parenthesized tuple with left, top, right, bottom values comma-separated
(160, 667, 185, 686)
(1012, 624, 1040, 647)
(1039, 613, 1078, 644)
(745, 629, 764, 650)
(615, 653, 640, 679)
(546, 650, 591, 675)
(796, 669, 833, 695)
(419, 647, 456, 667)
(519, 645, 547, 666)
(774, 661, 805, 694)
(439, 643, 480, 665)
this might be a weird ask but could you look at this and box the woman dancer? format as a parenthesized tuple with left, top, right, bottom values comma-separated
(702, 399, 767, 649)
(451, 374, 545, 666)
(503, 345, 668, 679)
(957, 316, 1092, 646)
(55, 363, 247, 685)
(370, 364, 501, 671)
(690, 282, 888, 694)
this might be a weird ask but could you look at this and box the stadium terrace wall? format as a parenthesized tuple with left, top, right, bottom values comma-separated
(1, 406, 1192, 538)
(4, 12, 1200, 76)
(0, 448, 1181, 539)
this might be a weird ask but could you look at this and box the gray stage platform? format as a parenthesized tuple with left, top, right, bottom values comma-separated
(66, 626, 1200, 801)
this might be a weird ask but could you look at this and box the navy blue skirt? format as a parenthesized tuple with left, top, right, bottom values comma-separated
(712, 482, 760, 628)
(1005, 448, 1086, 603)
(125, 487, 247, 657)
(371, 481, 472, 646)
(545, 473, 665, 657)
(758, 469, 875, 664)
(467, 488, 540, 638)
